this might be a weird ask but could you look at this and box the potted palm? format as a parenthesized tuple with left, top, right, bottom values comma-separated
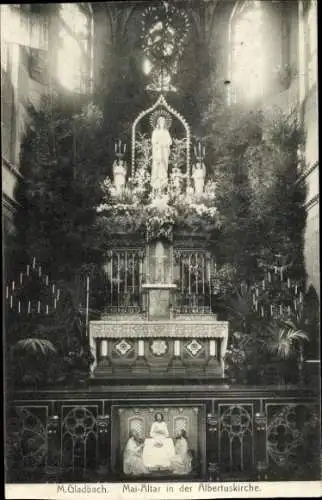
(266, 316, 309, 384)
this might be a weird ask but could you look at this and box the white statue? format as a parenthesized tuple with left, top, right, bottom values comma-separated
(192, 161, 206, 196)
(113, 159, 127, 193)
(151, 116, 172, 192)
(142, 412, 175, 470)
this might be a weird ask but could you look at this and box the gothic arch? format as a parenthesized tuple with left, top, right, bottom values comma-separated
(131, 94, 191, 178)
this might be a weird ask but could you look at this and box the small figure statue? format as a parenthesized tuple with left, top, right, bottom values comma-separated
(171, 166, 182, 195)
(192, 161, 206, 197)
(151, 116, 172, 193)
(113, 159, 127, 193)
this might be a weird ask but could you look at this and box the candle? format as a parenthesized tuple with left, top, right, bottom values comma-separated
(28, 301, 31, 313)
(33, 257, 36, 269)
(27, 265, 30, 276)
(12, 281, 15, 291)
(37, 301, 40, 313)
(10, 296, 13, 308)
(18, 301, 21, 313)
(6, 286, 8, 299)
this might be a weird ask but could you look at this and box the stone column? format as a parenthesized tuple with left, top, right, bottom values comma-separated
(167, 339, 185, 376)
(132, 339, 150, 375)
(205, 339, 221, 376)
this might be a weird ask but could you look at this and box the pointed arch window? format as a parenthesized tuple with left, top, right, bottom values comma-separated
(228, 0, 265, 105)
(306, 0, 317, 91)
(57, 3, 93, 93)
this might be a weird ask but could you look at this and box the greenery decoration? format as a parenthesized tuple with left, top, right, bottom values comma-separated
(5, 95, 108, 386)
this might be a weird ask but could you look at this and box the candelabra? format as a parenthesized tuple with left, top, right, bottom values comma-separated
(115, 139, 126, 160)
(193, 140, 205, 162)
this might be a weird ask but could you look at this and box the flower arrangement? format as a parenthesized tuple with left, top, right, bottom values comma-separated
(97, 134, 219, 240)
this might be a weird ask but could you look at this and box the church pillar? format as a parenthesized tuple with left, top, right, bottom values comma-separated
(205, 339, 221, 376)
(168, 339, 185, 376)
(132, 340, 150, 375)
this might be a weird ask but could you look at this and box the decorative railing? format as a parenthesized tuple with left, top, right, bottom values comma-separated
(173, 292, 212, 313)
(6, 388, 320, 483)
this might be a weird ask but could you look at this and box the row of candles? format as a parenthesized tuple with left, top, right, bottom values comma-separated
(193, 141, 206, 161)
(5, 257, 61, 314)
(239, 267, 304, 319)
(114, 139, 206, 160)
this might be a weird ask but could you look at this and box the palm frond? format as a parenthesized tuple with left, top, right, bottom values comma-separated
(12, 338, 57, 356)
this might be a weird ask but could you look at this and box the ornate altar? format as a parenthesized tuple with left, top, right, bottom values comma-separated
(90, 94, 228, 382)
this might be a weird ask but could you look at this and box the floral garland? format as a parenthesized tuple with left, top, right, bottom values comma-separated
(97, 149, 219, 241)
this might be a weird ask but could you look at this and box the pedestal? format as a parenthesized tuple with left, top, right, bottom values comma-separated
(132, 340, 150, 375)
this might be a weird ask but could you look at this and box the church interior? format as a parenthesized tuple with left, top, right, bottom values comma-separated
(2, 0, 320, 483)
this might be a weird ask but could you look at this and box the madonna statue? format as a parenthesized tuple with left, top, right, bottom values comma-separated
(151, 116, 172, 192)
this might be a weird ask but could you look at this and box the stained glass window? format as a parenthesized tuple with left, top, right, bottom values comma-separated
(141, 2, 190, 93)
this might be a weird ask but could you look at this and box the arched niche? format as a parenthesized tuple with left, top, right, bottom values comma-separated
(131, 94, 191, 180)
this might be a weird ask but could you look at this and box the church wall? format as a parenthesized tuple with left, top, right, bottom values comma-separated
(1, 5, 55, 280)
(304, 201, 319, 297)
(301, 0, 319, 297)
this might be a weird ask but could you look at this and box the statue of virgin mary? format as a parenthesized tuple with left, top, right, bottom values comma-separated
(151, 114, 172, 192)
